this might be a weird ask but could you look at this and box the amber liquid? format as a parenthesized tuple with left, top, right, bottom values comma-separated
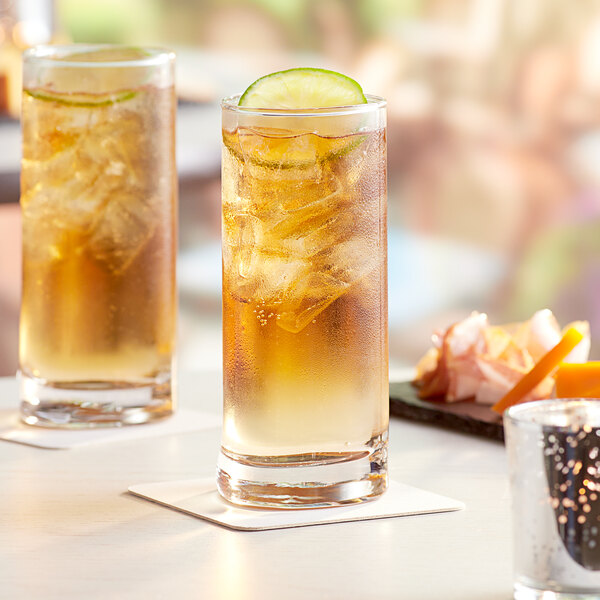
(19, 85, 176, 386)
(222, 125, 388, 458)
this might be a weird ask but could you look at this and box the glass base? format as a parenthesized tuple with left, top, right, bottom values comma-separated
(515, 582, 600, 600)
(216, 433, 388, 509)
(19, 370, 173, 428)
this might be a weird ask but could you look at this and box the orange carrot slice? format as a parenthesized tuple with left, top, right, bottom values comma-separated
(492, 327, 585, 413)
(555, 362, 600, 398)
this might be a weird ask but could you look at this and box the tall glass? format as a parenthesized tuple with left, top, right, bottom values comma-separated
(218, 96, 388, 508)
(19, 45, 177, 427)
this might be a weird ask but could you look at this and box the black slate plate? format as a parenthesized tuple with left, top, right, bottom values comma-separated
(390, 380, 504, 442)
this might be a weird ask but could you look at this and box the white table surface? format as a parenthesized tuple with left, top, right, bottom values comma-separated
(0, 371, 513, 600)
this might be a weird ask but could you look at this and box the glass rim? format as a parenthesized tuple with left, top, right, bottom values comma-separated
(221, 93, 386, 117)
(505, 398, 600, 428)
(23, 44, 175, 68)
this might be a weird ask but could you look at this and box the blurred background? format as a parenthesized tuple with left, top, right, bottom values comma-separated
(1, 0, 599, 376)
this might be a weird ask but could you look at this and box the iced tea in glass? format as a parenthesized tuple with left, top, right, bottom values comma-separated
(218, 96, 388, 507)
(19, 46, 177, 427)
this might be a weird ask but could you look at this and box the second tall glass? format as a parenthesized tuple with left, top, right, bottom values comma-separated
(218, 96, 389, 508)
(19, 45, 177, 427)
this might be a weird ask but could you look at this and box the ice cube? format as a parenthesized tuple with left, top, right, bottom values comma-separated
(276, 271, 350, 333)
(275, 234, 380, 333)
(226, 251, 309, 304)
(328, 235, 380, 284)
(88, 188, 160, 274)
(234, 213, 263, 279)
(267, 188, 353, 258)
(223, 201, 312, 303)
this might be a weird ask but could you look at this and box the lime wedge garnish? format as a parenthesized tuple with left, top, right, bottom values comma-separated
(239, 68, 367, 109)
(24, 89, 136, 107)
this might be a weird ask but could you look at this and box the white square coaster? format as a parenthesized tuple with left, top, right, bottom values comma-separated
(128, 478, 465, 531)
(0, 409, 221, 449)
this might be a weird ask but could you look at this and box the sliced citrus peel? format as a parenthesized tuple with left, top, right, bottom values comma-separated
(238, 68, 367, 109)
(24, 88, 136, 107)
(227, 68, 372, 169)
(492, 327, 585, 413)
(555, 362, 600, 398)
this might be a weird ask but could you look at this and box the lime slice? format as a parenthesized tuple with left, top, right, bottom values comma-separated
(24, 89, 136, 107)
(239, 68, 367, 109)
(222, 127, 363, 171)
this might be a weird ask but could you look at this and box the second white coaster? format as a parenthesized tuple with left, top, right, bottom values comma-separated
(0, 409, 221, 449)
(128, 478, 465, 531)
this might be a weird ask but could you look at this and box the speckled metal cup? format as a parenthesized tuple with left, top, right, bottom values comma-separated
(505, 399, 600, 600)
